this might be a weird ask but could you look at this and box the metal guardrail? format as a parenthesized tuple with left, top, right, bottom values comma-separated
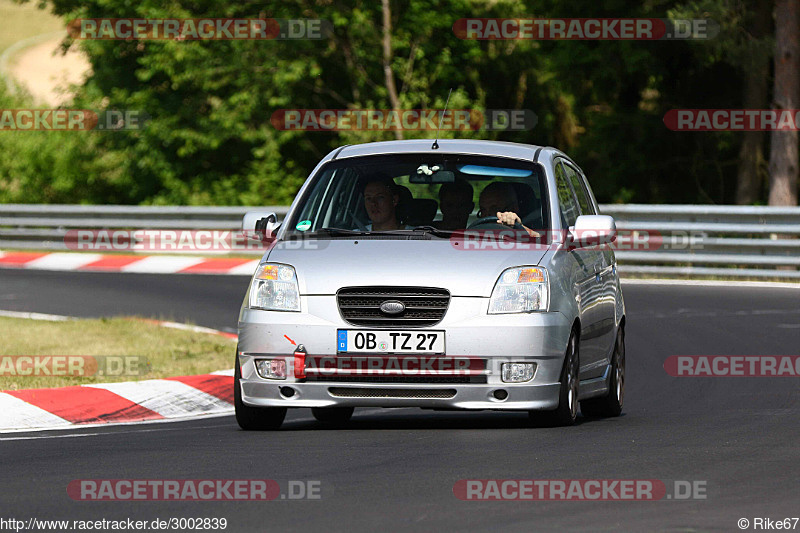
(0, 205, 289, 255)
(599, 204, 800, 279)
(1, 203, 798, 279)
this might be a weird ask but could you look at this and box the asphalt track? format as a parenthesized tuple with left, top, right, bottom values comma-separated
(1, 269, 799, 532)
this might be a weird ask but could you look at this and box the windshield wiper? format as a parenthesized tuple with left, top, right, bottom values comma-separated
(407, 226, 458, 238)
(317, 227, 367, 235)
(407, 225, 527, 241)
(315, 227, 405, 237)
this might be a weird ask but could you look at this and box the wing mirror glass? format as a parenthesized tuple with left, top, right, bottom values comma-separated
(569, 215, 617, 248)
(242, 211, 280, 241)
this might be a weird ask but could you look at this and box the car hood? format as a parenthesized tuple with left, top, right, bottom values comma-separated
(266, 238, 550, 297)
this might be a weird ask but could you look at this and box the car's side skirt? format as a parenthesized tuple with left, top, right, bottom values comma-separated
(578, 363, 611, 400)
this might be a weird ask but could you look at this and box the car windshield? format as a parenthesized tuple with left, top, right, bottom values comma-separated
(284, 154, 549, 238)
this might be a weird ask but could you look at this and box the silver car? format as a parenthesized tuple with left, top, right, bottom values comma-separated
(235, 139, 625, 429)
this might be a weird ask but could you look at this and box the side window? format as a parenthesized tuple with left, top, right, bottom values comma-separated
(331, 169, 366, 228)
(294, 172, 330, 230)
(293, 168, 361, 230)
(564, 164, 595, 215)
(579, 171, 599, 215)
(554, 162, 580, 227)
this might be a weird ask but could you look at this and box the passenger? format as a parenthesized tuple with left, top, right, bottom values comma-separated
(434, 178, 474, 230)
(478, 181, 540, 237)
(362, 174, 403, 231)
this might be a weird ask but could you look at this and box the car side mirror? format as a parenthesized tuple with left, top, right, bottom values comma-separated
(242, 211, 280, 240)
(569, 215, 617, 248)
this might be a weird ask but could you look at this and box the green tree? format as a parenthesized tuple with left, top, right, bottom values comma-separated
(5, 0, 778, 205)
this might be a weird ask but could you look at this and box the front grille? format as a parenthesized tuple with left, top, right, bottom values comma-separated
(337, 286, 450, 327)
(328, 387, 457, 399)
(308, 375, 485, 384)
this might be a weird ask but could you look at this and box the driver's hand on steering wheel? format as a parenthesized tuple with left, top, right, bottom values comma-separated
(496, 211, 541, 238)
(496, 211, 521, 227)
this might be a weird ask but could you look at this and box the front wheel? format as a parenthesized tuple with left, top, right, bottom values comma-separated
(580, 325, 625, 418)
(529, 330, 579, 427)
(234, 356, 287, 430)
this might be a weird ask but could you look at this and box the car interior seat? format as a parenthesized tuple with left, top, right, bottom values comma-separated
(404, 198, 438, 226)
(511, 182, 543, 230)
(394, 185, 414, 225)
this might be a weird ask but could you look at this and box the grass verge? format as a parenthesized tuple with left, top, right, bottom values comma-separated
(0, 316, 235, 391)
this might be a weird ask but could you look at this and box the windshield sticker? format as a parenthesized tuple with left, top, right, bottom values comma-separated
(296, 220, 312, 231)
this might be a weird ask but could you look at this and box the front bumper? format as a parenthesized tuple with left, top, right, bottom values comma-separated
(237, 295, 572, 411)
(240, 379, 562, 410)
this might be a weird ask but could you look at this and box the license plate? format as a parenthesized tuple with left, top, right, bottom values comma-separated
(337, 330, 445, 354)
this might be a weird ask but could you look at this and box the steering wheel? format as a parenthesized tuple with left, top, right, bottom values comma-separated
(351, 216, 368, 231)
(468, 216, 524, 230)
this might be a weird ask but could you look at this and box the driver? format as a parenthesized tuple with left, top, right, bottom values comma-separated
(478, 182, 540, 237)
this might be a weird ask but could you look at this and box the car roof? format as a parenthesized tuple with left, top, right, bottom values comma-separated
(331, 139, 555, 163)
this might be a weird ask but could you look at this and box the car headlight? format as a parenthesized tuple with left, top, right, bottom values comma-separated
(488, 267, 548, 314)
(249, 263, 301, 311)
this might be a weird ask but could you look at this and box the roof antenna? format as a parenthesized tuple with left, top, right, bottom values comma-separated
(431, 88, 452, 150)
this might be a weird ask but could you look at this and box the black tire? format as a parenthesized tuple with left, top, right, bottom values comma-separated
(529, 330, 580, 427)
(311, 407, 354, 425)
(580, 325, 625, 418)
(234, 355, 287, 430)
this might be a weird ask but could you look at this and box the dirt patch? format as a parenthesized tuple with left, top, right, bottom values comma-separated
(8, 35, 90, 106)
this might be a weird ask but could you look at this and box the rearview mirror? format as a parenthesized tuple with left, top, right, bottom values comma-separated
(242, 211, 280, 240)
(569, 215, 617, 248)
(409, 168, 455, 183)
